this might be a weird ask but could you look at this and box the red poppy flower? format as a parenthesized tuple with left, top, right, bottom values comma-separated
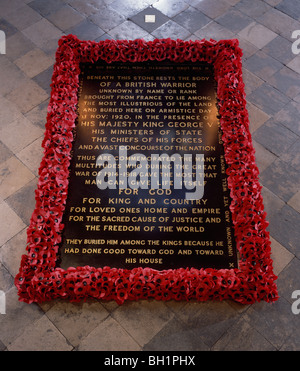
(15, 36, 278, 305)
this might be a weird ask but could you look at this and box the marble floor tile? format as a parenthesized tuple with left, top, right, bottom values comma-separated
(5, 178, 38, 225)
(244, 50, 283, 80)
(261, 35, 294, 65)
(234, 0, 271, 18)
(260, 159, 300, 203)
(238, 22, 277, 49)
(16, 136, 43, 176)
(0, 261, 14, 292)
(22, 18, 64, 54)
(276, 258, 300, 304)
(257, 8, 300, 39)
(173, 6, 211, 33)
(247, 101, 270, 133)
(153, 0, 189, 18)
(264, 0, 282, 5)
(270, 236, 294, 276)
(287, 56, 300, 75)
(191, 0, 232, 19)
(112, 300, 174, 346)
(252, 140, 277, 173)
(266, 66, 300, 99)
(24, 99, 49, 129)
(261, 185, 285, 220)
(66, 19, 105, 40)
(28, 0, 66, 17)
(0, 156, 35, 200)
(280, 321, 300, 351)
(67, 0, 108, 17)
(0, 57, 29, 96)
(243, 69, 264, 96)
(288, 190, 300, 213)
(5, 32, 35, 62)
(46, 4, 85, 31)
(0, 201, 26, 246)
(212, 317, 275, 351)
(33, 66, 53, 95)
(151, 19, 191, 40)
(45, 301, 110, 347)
(89, 6, 126, 33)
(252, 119, 298, 157)
(144, 317, 209, 350)
(78, 316, 141, 351)
(0, 286, 44, 347)
(268, 204, 300, 258)
(242, 298, 297, 349)
(0, 96, 23, 128)
(215, 9, 253, 32)
(0, 141, 13, 165)
(0, 228, 28, 277)
(238, 38, 258, 60)
(176, 301, 239, 348)
(273, 100, 300, 136)
(276, 0, 300, 20)
(14, 48, 53, 78)
(110, 0, 152, 18)
(108, 20, 150, 40)
(0, 18, 18, 39)
(280, 139, 300, 172)
(0, 115, 44, 153)
(0, 0, 25, 16)
(194, 21, 235, 41)
(5, 79, 49, 113)
(247, 82, 290, 115)
(4, 4, 42, 31)
(7, 315, 73, 351)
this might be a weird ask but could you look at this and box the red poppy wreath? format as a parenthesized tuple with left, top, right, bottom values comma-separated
(15, 36, 278, 305)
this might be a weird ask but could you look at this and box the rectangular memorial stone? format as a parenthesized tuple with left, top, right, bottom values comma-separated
(15, 37, 278, 305)
(59, 61, 238, 270)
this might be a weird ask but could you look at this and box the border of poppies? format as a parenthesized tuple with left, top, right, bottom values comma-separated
(15, 35, 278, 305)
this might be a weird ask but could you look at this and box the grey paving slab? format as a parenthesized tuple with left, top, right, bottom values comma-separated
(261, 35, 294, 65)
(215, 9, 253, 32)
(247, 82, 290, 115)
(253, 119, 298, 156)
(268, 204, 300, 257)
(151, 19, 191, 40)
(65, 19, 105, 41)
(276, 257, 300, 304)
(143, 316, 209, 350)
(153, 0, 189, 18)
(244, 50, 283, 80)
(242, 297, 297, 349)
(234, 0, 271, 18)
(88, 6, 126, 33)
(28, 0, 66, 17)
(212, 317, 275, 351)
(173, 6, 211, 33)
(273, 100, 300, 137)
(276, 0, 300, 20)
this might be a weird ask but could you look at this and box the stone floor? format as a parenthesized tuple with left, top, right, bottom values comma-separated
(0, 0, 300, 351)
